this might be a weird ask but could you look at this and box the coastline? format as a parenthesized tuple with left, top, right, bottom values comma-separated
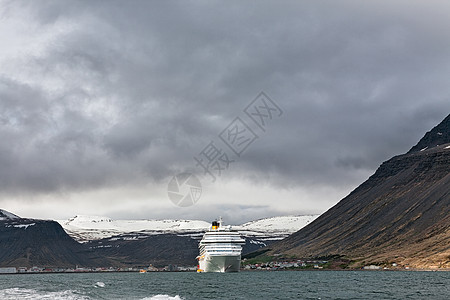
(2, 268, 449, 275)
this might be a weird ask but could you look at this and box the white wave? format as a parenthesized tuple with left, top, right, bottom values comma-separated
(94, 281, 105, 288)
(141, 295, 184, 300)
(0, 288, 89, 299)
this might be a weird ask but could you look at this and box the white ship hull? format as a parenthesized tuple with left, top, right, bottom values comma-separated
(197, 218, 245, 273)
(198, 254, 241, 273)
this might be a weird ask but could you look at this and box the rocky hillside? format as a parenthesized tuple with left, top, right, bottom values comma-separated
(263, 114, 450, 269)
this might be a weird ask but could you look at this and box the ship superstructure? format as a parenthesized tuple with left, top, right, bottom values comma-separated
(197, 218, 245, 272)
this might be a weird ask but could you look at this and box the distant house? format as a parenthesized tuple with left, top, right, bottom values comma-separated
(363, 265, 381, 270)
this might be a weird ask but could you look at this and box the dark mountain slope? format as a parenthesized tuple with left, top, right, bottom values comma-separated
(88, 234, 199, 267)
(0, 212, 111, 268)
(265, 115, 450, 269)
(87, 233, 277, 267)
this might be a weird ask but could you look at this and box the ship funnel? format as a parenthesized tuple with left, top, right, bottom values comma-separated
(211, 220, 219, 230)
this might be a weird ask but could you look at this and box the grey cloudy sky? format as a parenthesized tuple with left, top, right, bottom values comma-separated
(1, 0, 449, 224)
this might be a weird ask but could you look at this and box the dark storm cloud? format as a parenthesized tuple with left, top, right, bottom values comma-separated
(1, 0, 450, 200)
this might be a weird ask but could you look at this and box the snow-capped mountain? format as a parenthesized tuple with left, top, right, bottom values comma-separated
(57, 215, 319, 243)
(57, 215, 211, 242)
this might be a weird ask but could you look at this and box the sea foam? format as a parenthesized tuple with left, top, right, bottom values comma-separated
(142, 296, 184, 300)
(0, 288, 89, 299)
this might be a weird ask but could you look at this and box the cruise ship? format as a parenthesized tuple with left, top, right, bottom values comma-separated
(197, 218, 246, 273)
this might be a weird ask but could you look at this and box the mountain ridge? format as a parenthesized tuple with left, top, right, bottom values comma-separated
(408, 114, 450, 153)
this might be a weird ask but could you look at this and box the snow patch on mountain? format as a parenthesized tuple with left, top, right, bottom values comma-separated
(235, 215, 319, 239)
(6, 223, 36, 229)
(237, 215, 318, 232)
(0, 209, 20, 220)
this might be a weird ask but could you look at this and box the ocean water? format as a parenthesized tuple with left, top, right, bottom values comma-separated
(0, 271, 449, 299)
